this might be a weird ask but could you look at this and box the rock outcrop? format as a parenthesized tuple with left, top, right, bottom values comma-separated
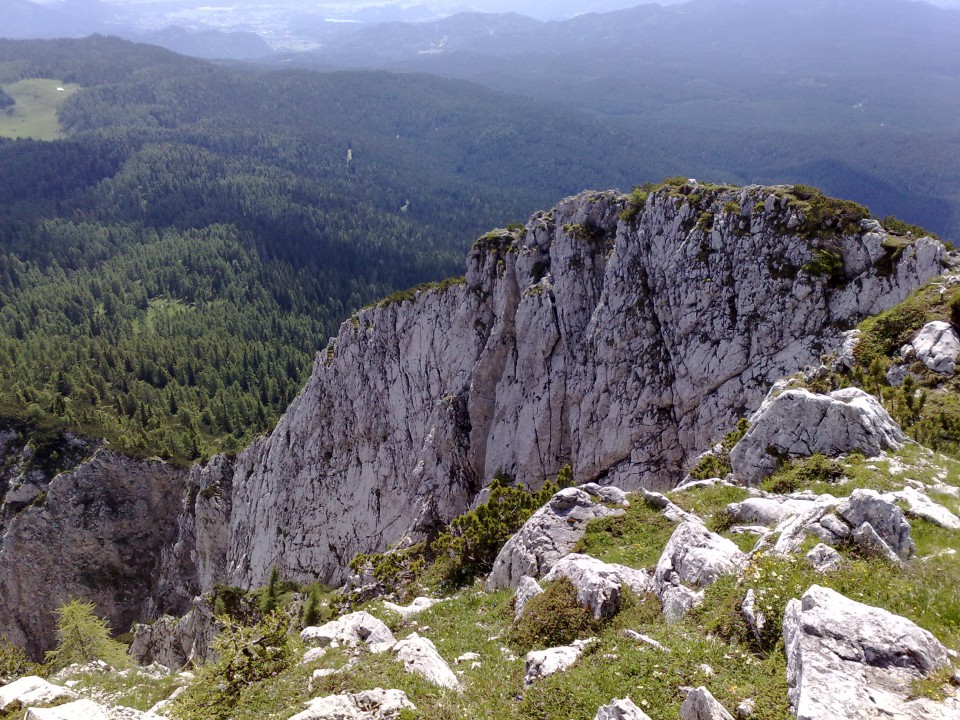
(910, 320, 959, 374)
(392, 633, 460, 689)
(524, 638, 596, 686)
(487, 486, 627, 591)
(0, 184, 946, 654)
(300, 612, 396, 654)
(680, 687, 735, 720)
(289, 689, 415, 720)
(783, 585, 959, 720)
(729, 388, 906, 485)
(0, 451, 187, 657)
(653, 521, 747, 621)
(541, 553, 650, 619)
(130, 597, 218, 670)
(594, 698, 652, 720)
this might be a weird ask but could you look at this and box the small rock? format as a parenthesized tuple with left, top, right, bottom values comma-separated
(300, 611, 396, 654)
(455, 652, 480, 664)
(381, 597, 442, 619)
(740, 589, 765, 645)
(680, 686, 734, 720)
(289, 688, 415, 720)
(593, 697, 652, 720)
(301, 646, 328, 664)
(804, 543, 844, 573)
(622, 629, 667, 651)
(393, 633, 460, 690)
(524, 638, 596, 686)
(911, 321, 960, 375)
(736, 698, 755, 719)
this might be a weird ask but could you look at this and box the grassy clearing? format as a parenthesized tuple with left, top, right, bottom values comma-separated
(0, 79, 78, 140)
(62, 667, 187, 712)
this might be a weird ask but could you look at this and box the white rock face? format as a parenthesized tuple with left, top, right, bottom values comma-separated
(725, 496, 818, 526)
(392, 633, 460, 690)
(0, 676, 77, 709)
(524, 638, 596, 686)
(680, 687, 735, 720)
(653, 522, 746, 621)
(486, 486, 626, 591)
(541, 553, 651, 619)
(783, 585, 959, 720)
(24, 699, 110, 720)
(130, 597, 218, 670)
(289, 688, 416, 720)
(594, 697, 652, 720)
(729, 388, 906, 485)
(911, 321, 960, 374)
(0, 187, 946, 652)
(300, 611, 396, 654)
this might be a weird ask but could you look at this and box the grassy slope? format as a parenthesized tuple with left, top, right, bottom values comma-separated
(0, 78, 78, 140)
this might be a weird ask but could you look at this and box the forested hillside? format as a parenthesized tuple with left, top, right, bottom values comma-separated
(0, 36, 659, 463)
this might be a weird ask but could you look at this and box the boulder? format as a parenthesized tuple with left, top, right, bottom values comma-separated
(542, 554, 651, 619)
(911, 321, 960, 374)
(653, 522, 746, 620)
(392, 633, 459, 690)
(289, 688, 415, 720)
(594, 697, 652, 720)
(729, 388, 905, 484)
(724, 496, 817, 527)
(300, 611, 396, 654)
(486, 486, 626, 591)
(381, 597, 442, 619)
(24, 699, 109, 720)
(680, 687, 735, 720)
(514, 575, 544, 618)
(783, 585, 959, 720)
(524, 638, 596, 686)
(837, 489, 915, 560)
(0, 676, 77, 710)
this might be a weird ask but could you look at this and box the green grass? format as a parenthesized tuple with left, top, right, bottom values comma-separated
(572, 497, 677, 570)
(61, 667, 187, 712)
(0, 79, 79, 140)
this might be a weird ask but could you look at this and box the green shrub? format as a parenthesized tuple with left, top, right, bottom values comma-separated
(45, 599, 130, 671)
(0, 637, 35, 680)
(802, 248, 844, 281)
(760, 453, 845, 494)
(352, 467, 575, 595)
(508, 577, 601, 651)
(171, 610, 295, 720)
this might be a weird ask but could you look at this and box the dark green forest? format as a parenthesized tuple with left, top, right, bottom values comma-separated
(0, 36, 656, 463)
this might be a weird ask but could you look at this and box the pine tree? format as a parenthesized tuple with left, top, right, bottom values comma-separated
(44, 599, 129, 670)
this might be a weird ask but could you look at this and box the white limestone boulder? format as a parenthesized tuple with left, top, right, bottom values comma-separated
(486, 486, 627, 591)
(392, 633, 460, 690)
(724, 496, 818, 527)
(911, 321, 960, 375)
(0, 676, 77, 710)
(653, 522, 746, 620)
(882, 487, 960, 531)
(594, 697, 652, 720)
(24, 699, 109, 720)
(837, 489, 915, 560)
(514, 575, 544, 618)
(681, 687, 735, 720)
(542, 554, 651, 619)
(783, 585, 959, 720)
(289, 688, 415, 720)
(729, 388, 905, 485)
(300, 611, 395, 654)
(524, 638, 596, 686)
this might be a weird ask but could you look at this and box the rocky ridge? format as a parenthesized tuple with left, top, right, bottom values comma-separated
(0, 181, 949, 657)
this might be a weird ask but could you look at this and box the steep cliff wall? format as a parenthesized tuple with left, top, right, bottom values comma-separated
(0, 183, 948, 655)
(210, 184, 945, 589)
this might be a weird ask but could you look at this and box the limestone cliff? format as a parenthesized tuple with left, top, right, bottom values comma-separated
(192, 183, 947, 591)
(0, 183, 948, 654)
